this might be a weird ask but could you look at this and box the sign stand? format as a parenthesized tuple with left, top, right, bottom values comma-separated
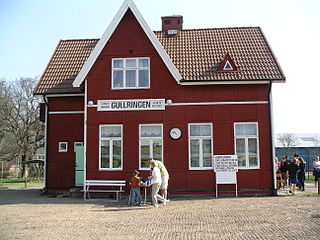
(214, 155, 238, 198)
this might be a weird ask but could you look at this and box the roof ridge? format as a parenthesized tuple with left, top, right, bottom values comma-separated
(60, 38, 100, 42)
(153, 26, 260, 33)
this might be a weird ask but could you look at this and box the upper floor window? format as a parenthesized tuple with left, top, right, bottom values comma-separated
(234, 122, 259, 169)
(112, 58, 150, 89)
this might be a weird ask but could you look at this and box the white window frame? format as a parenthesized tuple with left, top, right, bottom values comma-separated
(58, 142, 68, 152)
(188, 123, 213, 170)
(99, 125, 123, 171)
(74, 142, 83, 152)
(234, 122, 260, 169)
(112, 57, 150, 89)
(139, 124, 163, 170)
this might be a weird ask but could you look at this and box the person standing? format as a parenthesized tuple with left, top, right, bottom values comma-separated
(128, 170, 142, 206)
(312, 156, 320, 187)
(150, 159, 170, 201)
(148, 161, 167, 208)
(297, 157, 306, 191)
(287, 153, 300, 195)
(280, 156, 289, 188)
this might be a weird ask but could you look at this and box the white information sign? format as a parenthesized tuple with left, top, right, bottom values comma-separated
(97, 99, 165, 111)
(214, 155, 238, 197)
(214, 155, 238, 172)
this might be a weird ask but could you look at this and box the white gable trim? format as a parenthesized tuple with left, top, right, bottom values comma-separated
(73, 0, 182, 87)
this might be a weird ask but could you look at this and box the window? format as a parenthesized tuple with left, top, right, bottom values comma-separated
(223, 61, 233, 71)
(234, 123, 259, 168)
(58, 142, 68, 152)
(100, 125, 122, 170)
(189, 123, 213, 169)
(74, 142, 83, 152)
(139, 124, 163, 169)
(112, 58, 150, 89)
(37, 154, 45, 160)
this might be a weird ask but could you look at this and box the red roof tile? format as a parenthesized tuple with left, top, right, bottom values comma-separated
(34, 39, 98, 94)
(34, 27, 285, 95)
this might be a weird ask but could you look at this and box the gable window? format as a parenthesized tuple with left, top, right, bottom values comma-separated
(217, 53, 238, 72)
(189, 123, 213, 169)
(223, 61, 233, 71)
(100, 125, 122, 170)
(234, 122, 259, 169)
(58, 142, 68, 152)
(112, 58, 150, 89)
(139, 124, 163, 169)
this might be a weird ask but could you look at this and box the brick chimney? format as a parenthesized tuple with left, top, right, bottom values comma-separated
(161, 15, 183, 36)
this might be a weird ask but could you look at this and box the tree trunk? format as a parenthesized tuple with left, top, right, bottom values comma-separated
(21, 155, 26, 178)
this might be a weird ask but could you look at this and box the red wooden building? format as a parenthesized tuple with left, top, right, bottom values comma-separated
(34, 0, 285, 196)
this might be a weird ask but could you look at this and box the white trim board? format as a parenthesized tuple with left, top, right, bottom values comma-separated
(84, 100, 268, 109)
(169, 101, 268, 106)
(49, 111, 84, 115)
(44, 94, 84, 98)
(72, 0, 182, 88)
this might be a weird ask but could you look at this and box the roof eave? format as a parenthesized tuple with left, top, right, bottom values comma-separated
(179, 78, 286, 85)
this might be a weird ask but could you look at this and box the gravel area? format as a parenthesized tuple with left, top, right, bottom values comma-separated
(1, 184, 320, 240)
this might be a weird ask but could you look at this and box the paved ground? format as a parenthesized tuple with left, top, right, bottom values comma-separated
(0, 184, 319, 240)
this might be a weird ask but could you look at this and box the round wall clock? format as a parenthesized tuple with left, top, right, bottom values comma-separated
(170, 127, 182, 140)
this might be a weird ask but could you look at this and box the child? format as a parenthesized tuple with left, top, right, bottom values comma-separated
(128, 170, 142, 206)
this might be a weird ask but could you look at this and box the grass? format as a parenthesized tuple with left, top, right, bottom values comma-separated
(305, 174, 317, 183)
(0, 178, 44, 189)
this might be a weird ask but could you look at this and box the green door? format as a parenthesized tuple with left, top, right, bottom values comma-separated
(75, 146, 84, 186)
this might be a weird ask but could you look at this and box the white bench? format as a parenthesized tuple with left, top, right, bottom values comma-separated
(84, 180, 126, 201)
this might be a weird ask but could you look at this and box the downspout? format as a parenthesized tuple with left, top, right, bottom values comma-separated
(83, 79, 88, 192)
(268, 80, 277, 195)
(43, 94, 49, 192)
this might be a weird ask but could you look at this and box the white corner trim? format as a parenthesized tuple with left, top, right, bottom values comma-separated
(73, 0, 182, 88)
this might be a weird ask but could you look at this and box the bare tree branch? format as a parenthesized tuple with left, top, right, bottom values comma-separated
(277, 133, 298, 147)
(0, 77, 44, 177)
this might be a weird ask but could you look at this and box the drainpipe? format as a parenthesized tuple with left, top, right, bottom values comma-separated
(83, 79, 88, 192)
(43, 94, 49, 192)
(268, 80, 277, 195)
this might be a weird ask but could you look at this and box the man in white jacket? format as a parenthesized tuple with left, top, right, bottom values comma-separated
(149, 161, 167, 208)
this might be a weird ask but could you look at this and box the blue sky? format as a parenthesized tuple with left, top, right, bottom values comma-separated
(1, 0, 319, 134)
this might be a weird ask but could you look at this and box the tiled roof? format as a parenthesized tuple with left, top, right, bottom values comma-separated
(155, 27, 285, 82)
(34, 27, 285, 95)
(34, 39, 98, 94)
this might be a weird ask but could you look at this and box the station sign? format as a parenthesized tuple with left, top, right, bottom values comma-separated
(97, 99, 165, 111)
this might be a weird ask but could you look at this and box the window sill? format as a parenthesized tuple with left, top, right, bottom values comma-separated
(189, 167, 214, 170)
(99, 168, 123, 171)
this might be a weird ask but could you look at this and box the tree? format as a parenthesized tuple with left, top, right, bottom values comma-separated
(277, 133, 298, 147)
(310, 135, 320, 148)
(0, 77, 44, 177)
